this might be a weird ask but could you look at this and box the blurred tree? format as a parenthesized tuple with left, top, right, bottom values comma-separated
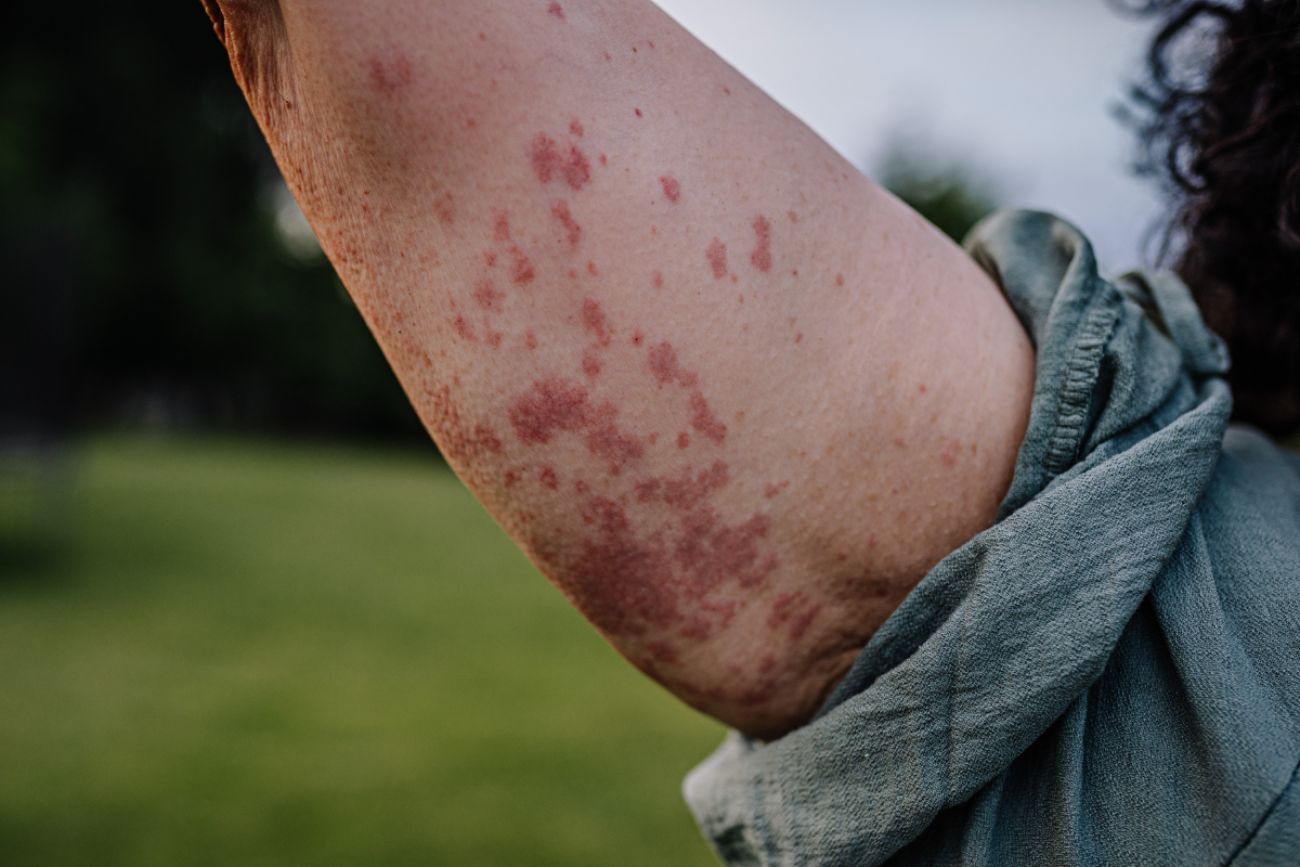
(0, 4, 424, 442)
(876, 142, 1001, 244)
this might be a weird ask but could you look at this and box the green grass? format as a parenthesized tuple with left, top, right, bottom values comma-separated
(0, 435, 725, 867)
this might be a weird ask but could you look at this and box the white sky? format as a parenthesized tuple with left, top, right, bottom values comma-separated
(653, 0, 1169, 270)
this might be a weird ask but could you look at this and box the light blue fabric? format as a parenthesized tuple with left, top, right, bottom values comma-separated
(683, 210, 1300, 866)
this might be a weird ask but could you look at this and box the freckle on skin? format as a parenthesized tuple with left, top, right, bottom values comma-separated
(659, 175, 681, 203)
(706, 239, 728, 279)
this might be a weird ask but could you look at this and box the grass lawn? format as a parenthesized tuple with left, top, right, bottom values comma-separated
(0, 435, 725, 867)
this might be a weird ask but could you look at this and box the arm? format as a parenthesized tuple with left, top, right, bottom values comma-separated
(203, 0, 1034, 739)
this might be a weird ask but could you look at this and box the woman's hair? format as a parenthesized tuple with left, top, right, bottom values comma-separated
(1116, 0, 1300, 435)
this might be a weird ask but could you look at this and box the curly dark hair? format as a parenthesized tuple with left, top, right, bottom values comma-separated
(1116, 0, 1300, 435)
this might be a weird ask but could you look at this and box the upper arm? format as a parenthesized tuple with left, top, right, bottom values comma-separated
(207, 0, 1034, 736)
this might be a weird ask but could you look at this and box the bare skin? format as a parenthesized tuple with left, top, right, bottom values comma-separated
(201, 0, 1035, 740)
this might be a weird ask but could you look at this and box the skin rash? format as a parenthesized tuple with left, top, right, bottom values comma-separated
(201, 0, 1034, 740)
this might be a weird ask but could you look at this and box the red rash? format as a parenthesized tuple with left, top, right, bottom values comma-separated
(647, 341, 699, 387)
(472, 423, 504, 455)
(766, 591, 821, 641)
(750, 214, 772, 273)
(581, 298, 612, 346)
(706, 239, 728, 279)
(494, 212, 537, 285)
(366, 55, 412, 95)
(836, 273, 845, 287)
(677, 432, 691, 449)
(507, 378, 644, 473)
(473, 280, 504, 312)
(433, 191, 455, 226)
(652, 270, 664, 289)
(552, 200, 582, 248)
(659, 175, 681, 203)
(530, 132, 592, 190)
(581, 349, 602, 379)
(569, 118, 584, 138)
(539, 465, 560, 490)
(689, 390, 728, 443)
(547, 2, 565, 20)
(453, 315, 477, 341)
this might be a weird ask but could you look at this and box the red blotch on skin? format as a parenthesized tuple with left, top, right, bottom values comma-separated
(722, 85, 732, 95)
(794, 333, 803, 344)
(766, 591, 821, 640)
(366, 55, 412, 95)
(661, 461, 729, 511)
(659, 175, 681, 203)
(631, 330, 645, 347)
(433, 191, 455, 225)
(484, 252, 497, 268)
(940, 438, 961, 469)
(552, 200, 582, 248)
(584, 402, 646, 472)
(581, 298, 612, 346)
(586, 260, 599, 276)
(508, 378, 591, 444)
(508, 379, 644, 473)
(918, 383, 928, 395)
(706, 239, 728, 279)
(547, 2, 565, 20)
(652, 270, 664, 289)
(524, 330, 539, 350)
(634, 107, 643, 117)
(504, 468, 522, 487)
(599, 153, 609, 166)
(581, 349, 602, 379)
(473, 280, 504, 312)
(677, 431, 691, 449)
(763, 480, 789, 499)
(539, 465, 560, 490)
(452, 315, 477, 342)
(689, 390, 727, 443)
(647, 342, 699, 387)
(472, 423, 504, 455)
(750, 214, 772, 273)
(511, 250, 536, 285)
(530, 133, 592, 190)
(836, 272, 845, 287)
(486, 330, 504, 349)
(569, 118, 584, 137)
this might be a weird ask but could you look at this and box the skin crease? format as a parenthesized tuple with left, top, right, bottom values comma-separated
(201, 0, 1035, 740)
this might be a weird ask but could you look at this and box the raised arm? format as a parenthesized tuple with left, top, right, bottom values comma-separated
(202, 0, 1034, 739)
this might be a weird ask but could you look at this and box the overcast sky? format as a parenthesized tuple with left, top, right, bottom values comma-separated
(653, 0, 1169, 269)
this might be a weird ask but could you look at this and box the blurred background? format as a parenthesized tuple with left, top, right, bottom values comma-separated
(1, 2, 1171, 865)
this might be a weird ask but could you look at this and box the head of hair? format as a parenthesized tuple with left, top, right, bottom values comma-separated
(1116, 0, 1300, 435)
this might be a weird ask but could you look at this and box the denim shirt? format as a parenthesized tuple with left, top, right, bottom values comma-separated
(684, 210, 1300, 866)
